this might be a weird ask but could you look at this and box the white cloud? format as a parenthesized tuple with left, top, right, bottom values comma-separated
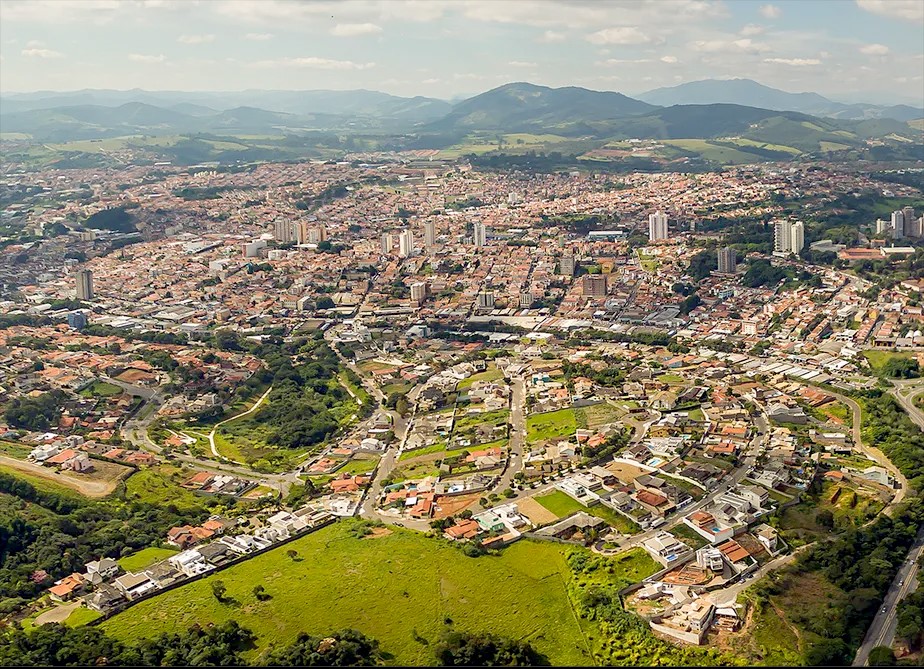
(21, 47, 63, 58)
(856, 0, 924, 23)
(660, 55, 679, 63)
(740, 23, 764, 36)
(764, 57, 821, 66)
(252, 57, 375, 70)
(759, 4, 781, 19)
(330, 23, 383, 37)
(177, 34, 215, 44)
(586, 26, 650, 45)
(859, 43, 890, 56)
(128, 53, 167, 63)
(25, 40, 45, 48)
(421, 77, 440, 84)
(692, 38, 769, 53)
(244, 33, 273, 41)
(539, 30, 565, 43)
(596, 58, 651, 67)
(508, 60, 537, 67)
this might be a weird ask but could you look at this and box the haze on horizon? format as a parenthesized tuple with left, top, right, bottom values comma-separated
(0, 0, 923, 106)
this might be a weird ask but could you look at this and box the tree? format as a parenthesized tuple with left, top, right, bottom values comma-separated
(868, 646, 896, 666)
(881, 357, 920, 379)
(253, 584, 271, 601)
(211, 580, 227, 602)
(435, 631, 548, 666)
(815, 509, 835, 529)
(264, 629, 380, 666)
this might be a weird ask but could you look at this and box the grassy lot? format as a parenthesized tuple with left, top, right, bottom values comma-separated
(657, 373, 684, 384)
(0, 463, 88, 500)
(457, 367, 504, 390)
(669, 524, 708, 550)
(336, 456, 380, 477)
(399, 441, 448, 461)
(80, 380, 124, 398)
(535, 490, 640, 535)
(862, 350, 914, 375)
(637, 250, 659, 272)
(687, 407, 706, 421)
(659, 473, 706, 499)
(64, 606, 102, 628)
(102, 521, 594, 666)
(118, 546, 179, 572)
(381, 382, 412, 397)
(779, 481, 883, 543)
(452, 409, 509, 447)
(123, 466, 208, 511)
(526, 408, 577, 442)
(574, 402, 623, 430)
(0, 439, 31, 458)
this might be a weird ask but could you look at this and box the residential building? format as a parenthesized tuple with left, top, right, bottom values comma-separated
(380, 232, 392, 255)
(473, 221, 487, 248)
(67, 311, 88, 330)
(410, 282, 428, 304)
(774, 220, 804, 254)
(648, 211, 669, 241)
(559, 254, 576, 276)
(717, 247, 737, 274)
(476, 291, 495, 310)
(398, 229, 415, 258)
(75, 269, 94, 300)
(424, 220, 436, 247)
(273, 220, 296, 243)
(583, 274, 607, 297)
(891, 210, 905, 239)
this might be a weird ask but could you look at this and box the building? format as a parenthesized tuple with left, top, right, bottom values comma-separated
(476, 292, 495, 310)
(67, 311, 88, 330)
(519, 290, 533, 308)
(875, 218, 891, 235)
(773, 220, 804, 254)
(242, 240, 266, 257)
(273, 220, 296, 243)
(908, 215, 924, 238)
(398, 229, 415, 258)
(424, 220, 436, 248)
(380, 232, 392, 255)
(891, 210, 905, 239)
(560, 255, 576, 276)
(648, 211, 669, 241)
(717, 247, 737, 274)
(582, 274, 607, 297)
(410, 282, 428, 304)
(473, 221, 487, 248)
(75, 269, 94, 300)
(306, 225, 327, 244)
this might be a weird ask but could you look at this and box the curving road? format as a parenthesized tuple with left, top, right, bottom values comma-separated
(206, 385, 273, 463)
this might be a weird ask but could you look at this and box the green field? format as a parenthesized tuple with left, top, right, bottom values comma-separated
(117, 546, 179, 572)
(0, 439, 31, 458)
(660, 139, 763, 164)
(457, 367, 505, 390)
(80, 380, 124, 398)
(0, 463, 88, 499)
(862, 349, 915, 375)
(64, 606, 102, 628)
(526, 408, 577, 442)
(123, 466, 208, 511)
(779, 481, 883, 542)
(102, 521, 595, 666)
(336, 456, 380, 477)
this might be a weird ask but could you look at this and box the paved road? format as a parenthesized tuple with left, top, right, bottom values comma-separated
(853, 527, 924, 666)
(891, 380, 924, 431)
(206, 385, 273, 462)
(496, 377, 526, 492)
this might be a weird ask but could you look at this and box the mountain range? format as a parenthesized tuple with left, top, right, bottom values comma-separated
(0, 80, 921, 158)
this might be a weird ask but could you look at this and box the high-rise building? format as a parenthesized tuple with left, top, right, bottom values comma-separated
(476, 291, 495, 310)
(296, 221, 311, 245)
(902, 206, 915, 230)
(648, 211, 669, 241)
(790, 221, 804, 254)
(717, 247, 737, 274)
(582, 274, 607, 297)
(380, 232, 392, 255)
(75, 269, 94, 300)
(398, 229, 415, 258)
(410, 282, 428, 304)
(473, 222, 487, 248)
(875, 218, 891, 235)
(519, 291, 533, 308)
(424, 220, 436, 248)
(274, 220, 296, 243)
(891, 210, 905, 239)
(306, 226, 327, 244)
(910, 216, 924, 238)
(559, 255, 576, 276)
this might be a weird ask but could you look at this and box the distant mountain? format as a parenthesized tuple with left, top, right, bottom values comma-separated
(638, 79, 923, 122)
(428, 82, 656, 132)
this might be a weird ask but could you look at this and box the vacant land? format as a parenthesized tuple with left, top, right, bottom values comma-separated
(535, 490, 640, 535)
(103, 521, 594, 666)
(574, 402, 623, 430)
(863, 350, 916, 375)
(457, 367, 504, 390)
(0, 456, 130, 499)
(526, 408, 576, 442)
(123, 465, 210, 511)
(779, 481, 883, 543)
(118, 546, 179, 572)
(80, 380, 124, 398)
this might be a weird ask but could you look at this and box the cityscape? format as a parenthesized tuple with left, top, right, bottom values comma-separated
(1, 1, 924, 667)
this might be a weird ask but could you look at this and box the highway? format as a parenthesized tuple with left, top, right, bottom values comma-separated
(853, 527, 924, 666)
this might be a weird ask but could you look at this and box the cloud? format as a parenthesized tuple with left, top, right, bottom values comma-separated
(252, 57, 375, 70)
(330, 22, 383, 37)
(586, 26, 650, 45)
(856, 0, 924, 23)
(860, 43, 890, 56)
(764, 57, 821, 66)
(596, 58, 651, 67)
(539, 30, 566, 42)
(178, 34, 215, 44)
(21, 47, 63, 58)
(692, 38, 769, 53)
(244, 33, 273, 41)
(421, 77, 440, 84)
(740, 23, 764, 36)
(759, 4, 781, 19)
(129, 53, 167, 63)
(660, 55, 679, 64)
(508, 60, 537, 68)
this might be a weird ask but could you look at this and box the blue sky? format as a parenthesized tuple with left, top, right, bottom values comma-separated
(1, 0, 922, 103)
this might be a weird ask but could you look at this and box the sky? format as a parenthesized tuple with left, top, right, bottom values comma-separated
(1, 0, 923, 104)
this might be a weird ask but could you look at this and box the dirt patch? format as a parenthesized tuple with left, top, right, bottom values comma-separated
(516, 496, 559, 526)
(367, 527, 393, 539)
(432, 493, 481, 519)
(605, 461, 647, 484)
(0, 454, 129, 498)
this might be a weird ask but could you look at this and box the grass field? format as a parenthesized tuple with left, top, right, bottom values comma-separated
(457, 367, 504, 390)
(526, 408, 577, 442)
(102, 521, 595, 666)
(336, 456, 380, 477)
(862, 350, 914, 375)
(535, 490, 640, 535)
(574, 402, 623, 430)
(660, 139, 762, 164)
(123, 465, 208, 511)
(118, 546, 179, 572)
(779, 481, 883, 543)
(64, 606, 102, 628)
(0, 462, 90, 499)
(80, 380, 124, 398)
(0, 439, 31, 458)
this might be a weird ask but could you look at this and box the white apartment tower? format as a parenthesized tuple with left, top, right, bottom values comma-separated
(424, 220, 436, 248)
(75, 269, 94, 301)
(473, 221, 487, 248)
(891, 210, 905, 239)
(398, 229, 415, 258)
(773, 220, 804, 254)
(274, 220, 296, 243)
(790, 221, 804, 254)
(648, 211, 669, 241)
(410, 282, 428, 304)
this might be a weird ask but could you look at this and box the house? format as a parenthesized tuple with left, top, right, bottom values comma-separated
(753, 523, 779, 554)
(143, 562, 182, 588)
(444, 519, 481, 541)
(169, 549, 214, 577)
(536, 512, 605, 542)
(85, 584, 125, 613)
(642, 531, 688, 563)
(266, 510, 310, 537)
(84, 557, 120, 585)
(113, 572, 156, 600)
(48, 573, 85, 602)
(166, 525, 214, 549)
(196, 541, 236, 567)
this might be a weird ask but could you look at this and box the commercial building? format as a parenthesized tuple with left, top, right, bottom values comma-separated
(648, 211, 669, 241)
(75, 269, 94, 300)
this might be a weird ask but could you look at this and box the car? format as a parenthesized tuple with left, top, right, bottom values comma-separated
(882, 607, 888, 614)
(899, 580, 904, 586)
